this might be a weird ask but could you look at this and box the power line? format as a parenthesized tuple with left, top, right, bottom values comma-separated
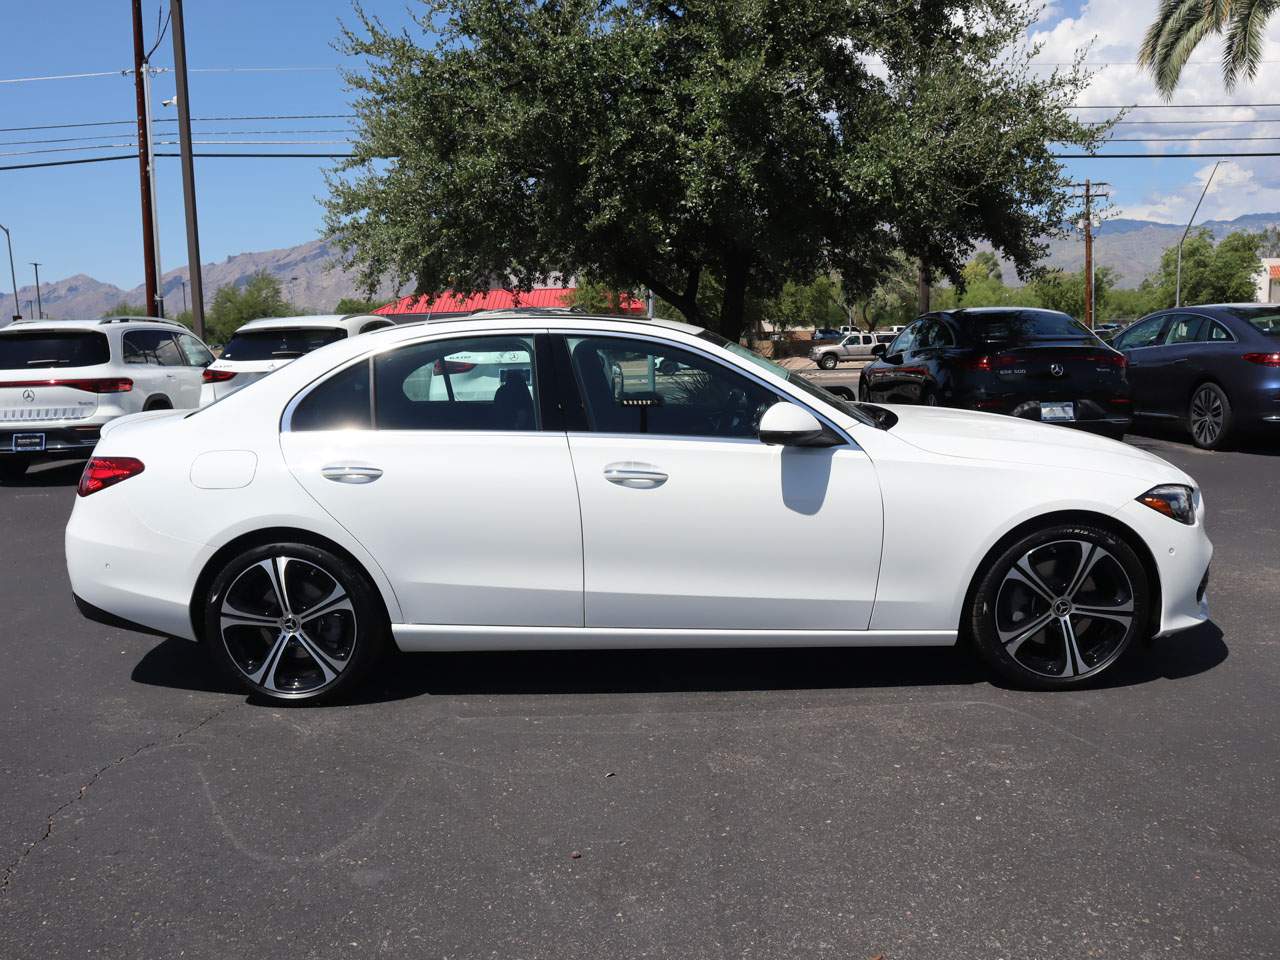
(0, 129, 352, 146)
(0, 64, 340, 84)
(1071, 102, 1280, 109)
(0, 114, 355, 133)
(1056, 151, 1280, 158)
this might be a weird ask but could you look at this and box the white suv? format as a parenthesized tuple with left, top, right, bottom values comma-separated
(201, 313, 395, 403)
(0, 316, 214, 482)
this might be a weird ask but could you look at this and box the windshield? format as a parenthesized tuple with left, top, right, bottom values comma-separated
(956, 309, 1092, 342)
(1221, 307, 1280, 335)
(220, 327, 346, 361)
(0, 330, 110, 369)
(697, 330, 885, 428)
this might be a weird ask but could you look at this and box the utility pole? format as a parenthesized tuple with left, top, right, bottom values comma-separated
(917, 262, 930, 314)
(131, 0, 160, 318)
(0, 223, 19, 321)
(1069, 180, 1109, 328)
(170, 0, 205, 339)
(30, 262, 43, 318)
(180, 277, 187, 313)
(1176, 161, 1223, 308)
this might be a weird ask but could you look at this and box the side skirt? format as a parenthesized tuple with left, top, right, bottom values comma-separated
(392, 624, 958, 652)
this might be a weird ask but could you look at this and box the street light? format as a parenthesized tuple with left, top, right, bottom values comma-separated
(30, 262, 43, 319)
(0, 222, 18, 321)
(1176, 161, 1223, 308)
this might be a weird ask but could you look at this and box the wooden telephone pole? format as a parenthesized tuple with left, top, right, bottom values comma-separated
(1071, 180, 1109, 329)
(131, 0, 159, 317)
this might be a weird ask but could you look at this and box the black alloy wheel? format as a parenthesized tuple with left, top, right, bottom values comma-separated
(969, 524, 1149, 689)
(204, 542, 385, 704)
(1188, 383, 1232, 450)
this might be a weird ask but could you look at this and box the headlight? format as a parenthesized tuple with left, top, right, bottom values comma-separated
(1137, 484, 1196, 525)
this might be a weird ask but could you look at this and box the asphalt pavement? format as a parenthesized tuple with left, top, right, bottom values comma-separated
(1, 426, 1277, 959)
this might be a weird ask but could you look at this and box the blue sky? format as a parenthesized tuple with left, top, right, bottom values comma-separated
(3, 0, 1279, 294)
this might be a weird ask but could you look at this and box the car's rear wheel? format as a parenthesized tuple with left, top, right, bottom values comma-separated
(203, 542, 386, 704)
(818, 354, 838, 370)
(0, 457, 30, 483)
(969, 524, 1149, 689)
(858, 379, 870, 402)
(1188, 382, 1232, 450)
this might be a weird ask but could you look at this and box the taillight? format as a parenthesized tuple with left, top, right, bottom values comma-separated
(202, 368, 238, 383)
(433, 359, 477, 374)
(1088, 352, 1127, 368)
(0, 377, 132, 393)
(963, 354, 1019, 371)
(78, 457, 145, 497)
(1242, 352, 1280, 366)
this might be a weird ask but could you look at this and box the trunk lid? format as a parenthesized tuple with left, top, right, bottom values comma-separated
(0, 329, 113, 424)
(974, 340, 1127, 399)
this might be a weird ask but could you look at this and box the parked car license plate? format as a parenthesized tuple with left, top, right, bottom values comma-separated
(1040, 402, 1074, 422)
(13, 433, 46, 452)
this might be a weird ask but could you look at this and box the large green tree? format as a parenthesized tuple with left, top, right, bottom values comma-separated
(1137, 228, 1262, 308)
(206, 272, 296, 344)
(326, 0, 1105, 340)
(1140, 0, 1276, 96)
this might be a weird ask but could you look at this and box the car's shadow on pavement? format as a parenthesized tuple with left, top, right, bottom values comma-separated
(132, 621, 1227, 706)
(0, 459, 84, 488)
(1125, 423, 1280, 456)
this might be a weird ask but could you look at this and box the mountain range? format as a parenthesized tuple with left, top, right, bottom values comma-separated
(8, 211, 1280, 322)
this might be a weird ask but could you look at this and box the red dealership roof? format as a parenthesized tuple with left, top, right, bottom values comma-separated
(373, 287, 646, 317)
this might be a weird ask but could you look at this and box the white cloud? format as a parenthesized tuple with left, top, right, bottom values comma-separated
(1025, 1, 1280, 223)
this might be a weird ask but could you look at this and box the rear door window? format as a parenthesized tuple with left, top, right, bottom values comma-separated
(374, 335, 538, 431)
(220, 328, 346, 361)
(0, 330, 110, 369)
(1163, 314, 1206, 344)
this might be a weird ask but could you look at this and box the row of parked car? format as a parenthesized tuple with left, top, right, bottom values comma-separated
(812, 305, 1277, 450)
(0, 312, 394, 480)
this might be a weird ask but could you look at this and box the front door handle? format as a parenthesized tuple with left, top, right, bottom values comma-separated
(321, 463, 383, 484)
(603, 462, 668, 488)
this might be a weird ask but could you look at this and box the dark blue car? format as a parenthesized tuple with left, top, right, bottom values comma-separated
(1110, 304, 1280, 449)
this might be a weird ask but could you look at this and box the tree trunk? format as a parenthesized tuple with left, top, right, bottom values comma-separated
(917, 262, 931, 314)
(719, 258, 749, 343)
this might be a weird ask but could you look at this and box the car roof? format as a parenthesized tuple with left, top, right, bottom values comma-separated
(232, 313, 383, 333)
(1, 316, 188, 334)
(385, 309, 705, 338)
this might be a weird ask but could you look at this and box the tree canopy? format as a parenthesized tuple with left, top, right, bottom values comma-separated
(326, 0, 1106, 340)
(206, 272, 296, 344)
(1140, 0, 1275, 96)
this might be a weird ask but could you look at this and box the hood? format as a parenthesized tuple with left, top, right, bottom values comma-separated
(880, 403, 1192, 484)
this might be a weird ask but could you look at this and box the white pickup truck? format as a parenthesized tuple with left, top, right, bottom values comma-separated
(810, 330, 896, 369)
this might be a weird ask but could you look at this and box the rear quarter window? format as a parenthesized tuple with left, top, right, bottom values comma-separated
(0, 330, 111, 369)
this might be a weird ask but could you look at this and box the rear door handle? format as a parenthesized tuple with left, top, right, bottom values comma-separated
(604, 462, 668, 488)
(321, 463, 383, 484)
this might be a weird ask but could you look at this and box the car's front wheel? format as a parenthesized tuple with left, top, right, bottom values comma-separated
(968, 523, 1149, 689)
(203, 542, 386, 704)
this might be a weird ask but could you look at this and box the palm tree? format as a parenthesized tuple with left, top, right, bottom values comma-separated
(1139, 0, 1278, 96)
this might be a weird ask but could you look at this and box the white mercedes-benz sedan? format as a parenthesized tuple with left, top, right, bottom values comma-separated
(65, 311, 1213, 703)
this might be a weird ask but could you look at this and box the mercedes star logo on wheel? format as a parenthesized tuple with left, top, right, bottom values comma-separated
(1050, 363, 1064, 377)
(21, 389, 35, 402)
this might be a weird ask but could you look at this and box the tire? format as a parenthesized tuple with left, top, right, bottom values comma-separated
(858, 380, 870, 402)
(968, 523, 1149, 690)
(818, 354, 839, 370)
(203, 542, 387, 704)
(1188, 382, 1232, 450)
(922, 389, 938, 407)
(0, 457, 30, 483)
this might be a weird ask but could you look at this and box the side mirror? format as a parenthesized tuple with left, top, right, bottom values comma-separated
(758, 401, 838, 447)
(870, 343, 888, 358)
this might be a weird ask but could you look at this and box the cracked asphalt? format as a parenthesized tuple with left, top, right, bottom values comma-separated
(1, 427, 1278, 959)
